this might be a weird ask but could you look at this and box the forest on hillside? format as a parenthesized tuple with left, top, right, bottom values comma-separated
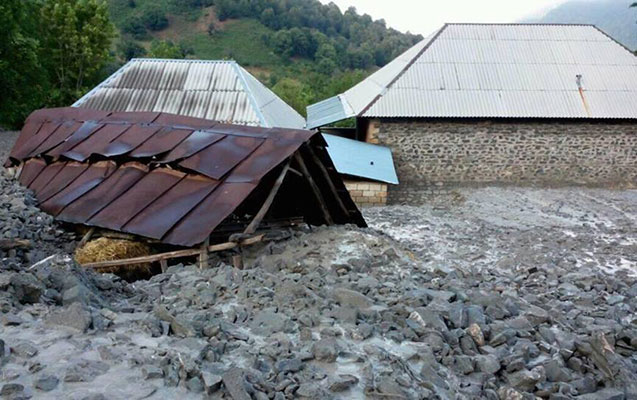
(0, 0, 423, 128)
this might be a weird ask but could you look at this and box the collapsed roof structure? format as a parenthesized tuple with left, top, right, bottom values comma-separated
(5, 108, 365, 247)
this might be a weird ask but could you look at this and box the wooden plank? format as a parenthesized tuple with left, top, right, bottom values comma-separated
(294, 153, 334, 225)
(306, 145, 351, 218)
(81, 234, 265, 270)
(243, 161, 291, 235)
(0, 239, 31, 250)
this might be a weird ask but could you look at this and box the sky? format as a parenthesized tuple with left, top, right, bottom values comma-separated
(318, 0, 572, 36)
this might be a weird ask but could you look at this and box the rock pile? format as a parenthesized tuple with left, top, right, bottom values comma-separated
(0, 222, 635, 399)
(0, 166, 76, 270)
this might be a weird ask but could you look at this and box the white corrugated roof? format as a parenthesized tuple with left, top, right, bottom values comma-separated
(307, 23, 637, 127)
(74, 59, 306, 129)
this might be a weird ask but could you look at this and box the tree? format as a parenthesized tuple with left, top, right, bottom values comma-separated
(40, 0, 115, 107)
(117, 38, 146, 61)
(148, 40, 184, 59)
(0, 0, 48, 128)
(142, 6, 168, 31)
(272, 78, 312, 116)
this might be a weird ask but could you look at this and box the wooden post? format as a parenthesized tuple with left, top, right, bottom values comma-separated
(294, 153, 334, 225)
(306, 145, 351, 218)
(77, 227, 95, 249)
(232, 254, 244, 270)
(243, 161, 291, 235)
(160, 259, 168, 273)
(199, 237, 210, 269)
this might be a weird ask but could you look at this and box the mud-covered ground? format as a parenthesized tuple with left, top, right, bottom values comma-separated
(1, 130, 636, 399)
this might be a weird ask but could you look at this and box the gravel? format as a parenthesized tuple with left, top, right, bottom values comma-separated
(0, 127, 635, 398)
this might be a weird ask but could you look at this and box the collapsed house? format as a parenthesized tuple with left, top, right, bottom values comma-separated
(73, 58, 399, 207)
(307, 23, 637, 204)
(5, 108, 366, 260)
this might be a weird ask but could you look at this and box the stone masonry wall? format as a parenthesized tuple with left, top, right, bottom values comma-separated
(373, 119, 637, 205)
(344, 180, 388, 207)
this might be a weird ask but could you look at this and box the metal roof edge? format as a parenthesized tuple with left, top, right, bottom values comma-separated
(358, 24, 450, 117)
(591, 25, 637, 57)
(232, 62, 269, 128)
(129, 58, 237, 64)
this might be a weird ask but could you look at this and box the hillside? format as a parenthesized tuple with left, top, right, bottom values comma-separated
(105, 0, 423, 117)
(526, 0, 637, 50)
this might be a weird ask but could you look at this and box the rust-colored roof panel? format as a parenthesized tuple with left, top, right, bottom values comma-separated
(123, 174, 220, 239)
(178, 135, 265, 180)
(29, 162, 67, 194)
(27, 121, 82, 159)
(130, 127, 193, 158)
(40, 161, 117, 216)
(100, 124, 162, 157)
(37, 162, 89, 203)
(12, 121, 62, 161)
(62, 123, 131, 161)
(160, 130, 225, 163)
(162, 182, 258, 246)
(8, 107, 365, 247)
(47, 122, 105, 159)
(18, 159, 47, 187)
(88, 168, 185, 231)
(58, 163, 149, 224)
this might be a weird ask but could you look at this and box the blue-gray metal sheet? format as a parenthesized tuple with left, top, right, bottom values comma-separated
(73, 59, 305, 129)
(322, 134, 398, 184)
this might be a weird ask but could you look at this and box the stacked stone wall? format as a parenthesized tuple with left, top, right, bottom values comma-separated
(374, 119, 637, 204)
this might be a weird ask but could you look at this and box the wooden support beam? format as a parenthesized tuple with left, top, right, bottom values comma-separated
(305, 145, 351, 218)
(199, 237, 210, 269)
(243, 161, 291, 235)
(232, 254, 244, 270)
(81, 234, 264, 270)
(294, 153, 334, 225)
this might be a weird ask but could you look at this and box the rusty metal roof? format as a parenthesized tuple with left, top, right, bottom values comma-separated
(307, 23, 637, 128)
(73, 59, 306, 130)
(7, 108, 364, 247)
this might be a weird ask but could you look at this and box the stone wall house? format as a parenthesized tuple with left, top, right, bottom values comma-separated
(307, 24, 637, 204)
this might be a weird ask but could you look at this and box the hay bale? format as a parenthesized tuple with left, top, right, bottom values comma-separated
(75, 238, 153, 280)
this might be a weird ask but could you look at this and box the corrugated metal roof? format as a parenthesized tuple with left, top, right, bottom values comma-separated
(74, 59, 306, 129)
(7, 108, 365, 247)
(307, 23, 637, 126)
(322, 134, 399, 184)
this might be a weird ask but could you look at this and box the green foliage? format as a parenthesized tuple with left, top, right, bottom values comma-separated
(0, 0, 49, 128)
(0, 0, 115, 128)
(40, 0, 116, 107)
(272, 78, 313, 116)
(182, 19, 285, 67)
(117, 38, 146, 60)
(141, 5, 168, 31)
(148, 40, 184, 59)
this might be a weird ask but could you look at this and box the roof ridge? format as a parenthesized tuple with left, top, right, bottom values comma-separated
(232, 63, 269, 128)
(445, 22, 597, 27)
(358, 24, 450, 117)
(130, 58, 237, 64)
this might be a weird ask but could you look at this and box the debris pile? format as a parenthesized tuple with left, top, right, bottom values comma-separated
(0, 164, 76, 270)
(1, 219, 636, 399)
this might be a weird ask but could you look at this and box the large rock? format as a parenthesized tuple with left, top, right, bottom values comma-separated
(331, 288, 373, 309)
(45, 302, 92, 332)
(10, 273, 43, 304)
